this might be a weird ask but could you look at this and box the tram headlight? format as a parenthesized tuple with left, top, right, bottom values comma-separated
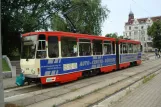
(31, 69, 35, 74)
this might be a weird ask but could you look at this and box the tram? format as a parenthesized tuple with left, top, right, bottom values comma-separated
(19, 31, 141, 85)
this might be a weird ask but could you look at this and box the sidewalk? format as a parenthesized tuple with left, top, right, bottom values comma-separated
(3, 77, 17, 89)
(111, 70, 161, 107)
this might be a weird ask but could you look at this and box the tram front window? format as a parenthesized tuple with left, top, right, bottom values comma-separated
(21, 35, 37, 59)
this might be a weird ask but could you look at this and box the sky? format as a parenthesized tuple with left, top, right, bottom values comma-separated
(101, 0, 161, 36)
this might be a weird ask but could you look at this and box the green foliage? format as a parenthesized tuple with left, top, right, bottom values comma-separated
(2, 0, 109, 56)
(148, 20, 161, 50)
(2, 59, 11, 71)
(51, 0, 109, 35)
(105, 33, 118, 38)
(142, 74, 156, 84)
(75, 95, 83, 99)
(118, 35, 123, 39)
(105, 33, 124, 40)
(53, 105, 56, 107)
(2, 0, 54, 33)
(1, 0, 55, 56)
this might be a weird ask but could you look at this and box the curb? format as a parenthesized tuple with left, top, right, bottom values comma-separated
(2, 72, 12, 79)
(92, 69, 161, 107)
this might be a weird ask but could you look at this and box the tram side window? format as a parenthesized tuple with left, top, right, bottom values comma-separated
(129, 44, 133, 53)
(133, 44, 137, 53)
(79, 39, 91, 56)
(61, 37, 77, 57)
(104, 41, 112, 54)
(137, 44, 141, 52)
(48, 36, 59, 58)
(112, 42, 115, 54)
(37, 35, 46, 58)
(93, 40, 102, 55)
(123, 43, 128, 54)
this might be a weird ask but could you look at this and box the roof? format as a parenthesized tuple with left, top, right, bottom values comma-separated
(22, 31, 141, 44)
(119, 39, 141, 44)
(129, 10, 134, 15)
(22, 31, 116, 41)
(125, 16, 161, 25)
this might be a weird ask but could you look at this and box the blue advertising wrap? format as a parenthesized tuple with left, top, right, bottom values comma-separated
(40, 55, 116, 76)
(120, 52, 141, 63)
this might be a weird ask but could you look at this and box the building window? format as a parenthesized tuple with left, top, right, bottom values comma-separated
(129, 32, 131, 36)
(135, 27, 138, 29)
(141, 30, 145, 35)
(129, 26, 131, 30)
(141, 36, 144, 41)
(148, 37, 151, 41)
(144, 43, 146, 47)
(141, 26, 144, 29)
(134, 31, 138, 35)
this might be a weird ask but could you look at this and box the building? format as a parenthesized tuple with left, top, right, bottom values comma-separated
(123, 11, 161, 52)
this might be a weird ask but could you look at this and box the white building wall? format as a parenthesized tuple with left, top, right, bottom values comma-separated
(123, 18, 153, 52)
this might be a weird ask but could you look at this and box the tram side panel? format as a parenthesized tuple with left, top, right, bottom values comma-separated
(118, 40, 142, 69)
(40, 55, 116, 84)
(119, 53, 141, 69)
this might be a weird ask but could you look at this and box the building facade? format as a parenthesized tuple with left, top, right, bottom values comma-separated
(123, 11, 161, 52)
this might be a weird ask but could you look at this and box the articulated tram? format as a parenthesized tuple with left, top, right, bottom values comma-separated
(19, 31, 141, 85)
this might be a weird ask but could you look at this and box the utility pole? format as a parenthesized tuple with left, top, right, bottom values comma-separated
(0, 0, 5, 106)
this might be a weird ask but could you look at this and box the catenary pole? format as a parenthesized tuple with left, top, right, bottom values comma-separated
(0, 0, 5, 106)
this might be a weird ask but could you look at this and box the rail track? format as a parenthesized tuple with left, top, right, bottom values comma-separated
(4, 58, 156, 98)
(4, 58, 161, 107)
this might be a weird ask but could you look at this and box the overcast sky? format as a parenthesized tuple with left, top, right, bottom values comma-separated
(101, 0, 161, 36)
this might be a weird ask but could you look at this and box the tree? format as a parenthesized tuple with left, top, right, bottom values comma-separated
(105, 33, 118, 38)
(1, 0, 55, 56)
(2, 0, 109, 58)
(148, 20, 161, 51)
(118, 35, 123, 39)
(51, 0, 109, 35)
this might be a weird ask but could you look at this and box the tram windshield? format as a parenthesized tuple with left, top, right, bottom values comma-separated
(21, 35, 37, 59)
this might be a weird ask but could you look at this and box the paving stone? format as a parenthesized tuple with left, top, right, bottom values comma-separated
(111, 70, 161, 107)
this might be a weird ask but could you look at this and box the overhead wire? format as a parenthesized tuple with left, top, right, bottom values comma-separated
(131, 0, 151, 17)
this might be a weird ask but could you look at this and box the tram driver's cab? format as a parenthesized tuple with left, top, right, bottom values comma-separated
(20, 34, 47, 78)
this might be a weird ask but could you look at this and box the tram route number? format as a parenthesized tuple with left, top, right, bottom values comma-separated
(46, 77, 56, 82)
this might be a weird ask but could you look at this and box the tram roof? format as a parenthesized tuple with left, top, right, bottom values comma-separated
(119, 39, 141, 44)
(22, 31, 116, 41)
(22, 31, 141, 44)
